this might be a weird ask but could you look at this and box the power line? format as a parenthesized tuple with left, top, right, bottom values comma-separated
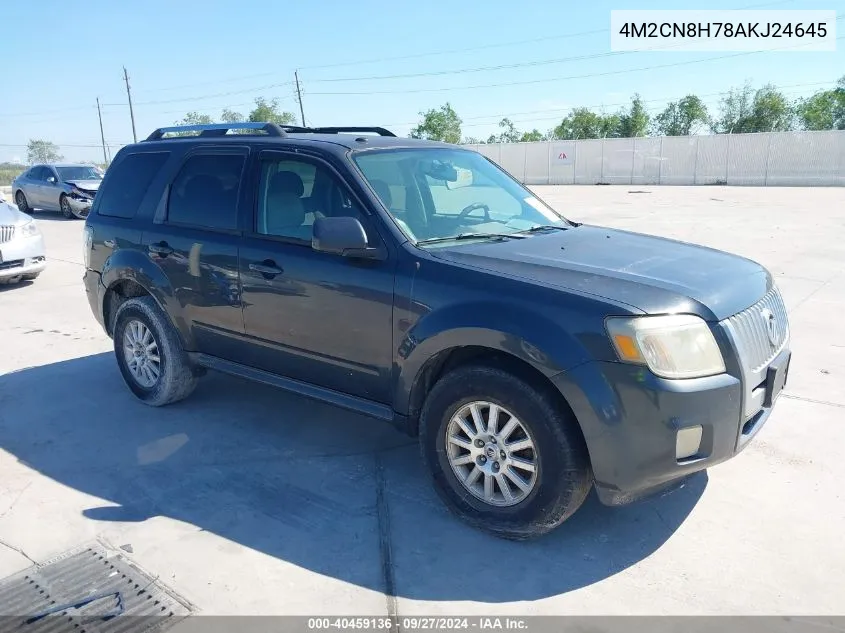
(99, 81, 295, 107)
(299, 29, 608, 71)
(297, 0, 797, 71)
(303, 38, 728, 84)
(307, 34, 845, 96)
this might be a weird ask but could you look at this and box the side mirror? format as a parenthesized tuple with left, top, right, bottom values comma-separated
(312, 216, 381, 259)
(47, 176, 57, 184)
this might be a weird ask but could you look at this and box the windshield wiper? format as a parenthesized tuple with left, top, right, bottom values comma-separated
(516, 224, 571, 234)
(416, 232, 526, 246)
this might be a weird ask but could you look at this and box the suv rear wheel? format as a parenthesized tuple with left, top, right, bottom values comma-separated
(113, 296, 198, 406)
(419, 365, 592, 540)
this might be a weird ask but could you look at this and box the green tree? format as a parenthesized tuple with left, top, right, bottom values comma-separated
(713, 82, 755, 133)
(462, 136, 485, 144)
(617, 94, 650, 137)
(410, 102, 462, 144)
(713, 82, 793, 133)
(748, 84, 794, 132)
(553, 108, 605, 139)
(519, 129, 545, 142)
(796, 77, 845, 130)
(221, 108, 244, 123)
(175, 111, 214, 126)
(496, 118, 521, 143)
(248, 97, 297, 126)
(26, 139, 63, 164)
(599, 113, 622, 138)
(653, 95, 710, 136)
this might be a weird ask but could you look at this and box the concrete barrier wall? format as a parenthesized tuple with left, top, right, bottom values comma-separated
(465, 130, 845, 186)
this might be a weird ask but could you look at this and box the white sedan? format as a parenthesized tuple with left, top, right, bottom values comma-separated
(0, 197, 46, 284)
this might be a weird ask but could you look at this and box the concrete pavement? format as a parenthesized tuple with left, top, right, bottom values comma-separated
(0, 186, 843, 616)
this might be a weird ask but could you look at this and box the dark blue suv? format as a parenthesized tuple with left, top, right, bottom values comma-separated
(82, 122, 792, 539)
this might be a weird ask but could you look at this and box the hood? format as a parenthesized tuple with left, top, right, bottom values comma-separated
(65, 179, 101, 192)
(0, 201, 30, 225)
(428, 225, 770, 321)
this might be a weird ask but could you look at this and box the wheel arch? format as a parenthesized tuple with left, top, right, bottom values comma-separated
(401, 343, 588, 454)
(101, 252, 190, 347)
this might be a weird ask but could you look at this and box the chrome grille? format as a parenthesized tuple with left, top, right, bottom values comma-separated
(0, 225, 14, 244)
(724, 285, 789, 373)
(721, 285, 790, 419)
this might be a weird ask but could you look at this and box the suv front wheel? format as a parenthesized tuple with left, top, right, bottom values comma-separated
(419, 365, 592, 540)
(113, 296, 198, 406)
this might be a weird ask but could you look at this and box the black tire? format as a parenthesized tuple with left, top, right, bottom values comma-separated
(21, 273, 40, 281)
(419, 365, 592, 540)
(113, 296, 198, 406)
(60, 194, 74, 219)
(15, 191, 30, 213)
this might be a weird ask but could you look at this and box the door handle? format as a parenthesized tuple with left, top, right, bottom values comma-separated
(103, 239, 116, 248)
(148, 242, 173, 257)
(249, 261, 284, 277)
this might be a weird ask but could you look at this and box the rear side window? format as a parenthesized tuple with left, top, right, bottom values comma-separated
(97, 152, 169, 219)
(167, 153, 245, 231)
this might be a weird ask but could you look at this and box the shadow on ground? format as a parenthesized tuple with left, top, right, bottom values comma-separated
(0, 353, 707, 602)
(0, 280, 34, 292)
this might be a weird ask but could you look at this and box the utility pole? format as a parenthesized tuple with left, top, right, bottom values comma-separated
(96, 98, 108, 166)
(294, 70, 306, 127)
(123, 66, 138, 143)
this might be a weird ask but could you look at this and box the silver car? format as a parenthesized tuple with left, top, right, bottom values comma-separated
(12, 163, 103, 219)
(0, 199, 46, 284)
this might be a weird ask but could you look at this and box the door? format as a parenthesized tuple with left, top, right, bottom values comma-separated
(142, 147, 247, 360)
(42, 166, 62, 211)
(25, 166, 48, 207)
(238, 151, 396, 403)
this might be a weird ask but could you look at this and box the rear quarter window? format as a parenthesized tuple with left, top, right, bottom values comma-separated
(96, 152, 170, 219)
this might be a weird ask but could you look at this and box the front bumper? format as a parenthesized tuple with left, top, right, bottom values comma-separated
(553, 347, 790, 506)
(0, 233, 46, 279)
(67, 196, 93, 218)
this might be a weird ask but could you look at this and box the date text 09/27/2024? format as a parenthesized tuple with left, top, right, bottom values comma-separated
(307, 617, 529, 631)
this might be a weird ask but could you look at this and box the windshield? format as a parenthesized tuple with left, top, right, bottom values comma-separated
(56, 165, 104, 182)
(353, 148, 570, 245)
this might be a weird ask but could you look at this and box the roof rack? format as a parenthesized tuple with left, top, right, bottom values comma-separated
(145, 122, 286, 141)
(144, 122, 397, 142)
(280, 126, 396, 137)
(313, 126, 396, 137)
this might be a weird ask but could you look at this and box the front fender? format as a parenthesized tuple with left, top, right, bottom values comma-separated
(101, 248, 192, 347)
(392, 300, 594, 415)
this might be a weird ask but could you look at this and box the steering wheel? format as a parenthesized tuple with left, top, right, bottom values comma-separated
(457, 202, 491, 222)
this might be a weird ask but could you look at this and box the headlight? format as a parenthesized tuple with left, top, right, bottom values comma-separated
(606, 314, 725, 379)
(19, 220, 40, 238)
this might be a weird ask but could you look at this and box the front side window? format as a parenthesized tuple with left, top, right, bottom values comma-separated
(168, 153, 245, 230)
(255, 156, 367, 241)
(353, 148, 569, 245)
(56, 165, 104, 182)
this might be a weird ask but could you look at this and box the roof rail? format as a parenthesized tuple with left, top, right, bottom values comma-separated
(276, 125, 396, 137)
(312, 126, 396, 137)
(145, 122, 286, 141)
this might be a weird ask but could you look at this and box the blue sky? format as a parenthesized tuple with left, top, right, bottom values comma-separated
(2, 0, 842, 163)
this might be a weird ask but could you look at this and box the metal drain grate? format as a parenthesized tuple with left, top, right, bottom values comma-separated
(0, 543, 191, 633)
